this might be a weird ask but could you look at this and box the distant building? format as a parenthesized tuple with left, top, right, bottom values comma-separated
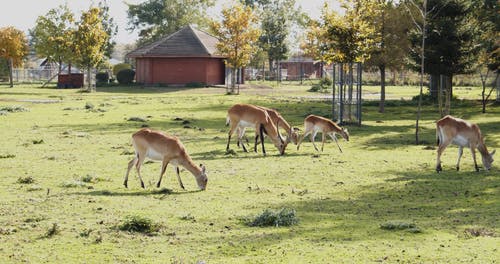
(279, 55, 320, 81)
(127, 25, 226, 85)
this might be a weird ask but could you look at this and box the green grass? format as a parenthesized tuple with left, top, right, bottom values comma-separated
(0, 84, 498, 263)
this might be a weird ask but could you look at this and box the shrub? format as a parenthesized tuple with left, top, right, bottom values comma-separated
(112, 63, 132, 77)
(319, 77, 333, 87)
(380, 220, 421, 233)
(244, 208, 299, 227)
(0, 105, 29, 113)
(17, 176, 35, 184)
(32, 139, 44, 144)
(309, 77, 332, 93)
(308, 84, 321, 92)
(60, 180, 87, 188)
(44, 223, 60, 238)
(117, 69, 135, 85)
(117, 215, 161, 234)
(81, 174, 95, 183)
(95, 72, 109, 84)
(85, 102, 94, 109)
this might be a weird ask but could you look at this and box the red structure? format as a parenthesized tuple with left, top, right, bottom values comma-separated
(279, 55, 320, 81)
(128, 26, 226, 85)
(57, 73, 84, 88)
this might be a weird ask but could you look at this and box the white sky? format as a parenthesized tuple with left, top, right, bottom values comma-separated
(0, 0, 339, 44)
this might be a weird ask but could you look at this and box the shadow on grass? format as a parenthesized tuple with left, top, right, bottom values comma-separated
(70, 188, 202, 197)
(199, 168, 499, 252)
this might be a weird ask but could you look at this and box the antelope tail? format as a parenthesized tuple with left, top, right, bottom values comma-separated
(436, 126, 440, 146)
(226, 116, 230, 127)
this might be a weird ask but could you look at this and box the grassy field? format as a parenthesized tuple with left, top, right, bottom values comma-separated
(0, 84, 498, 263)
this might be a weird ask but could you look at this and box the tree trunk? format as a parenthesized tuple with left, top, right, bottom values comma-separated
(231, 68, 237, 94)
(379, 64, 386, 113)
(8, 58, 13, 88)
(415, 0, 427, 145)
(480, 71, 497, 113)
(348, 63, 353, 121)
(497, 73, 500, 103)
(429, 73, 439, 99)
(438, 74, 444, 117)
(87, 66, 92, 92)
(481, 75, 487, 113)
(443, 74, 452, 116)
(268, 58, 274, 79)
(58, 59, 63, 73)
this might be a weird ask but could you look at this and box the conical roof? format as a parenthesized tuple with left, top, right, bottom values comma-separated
(127, 25, 221, 58)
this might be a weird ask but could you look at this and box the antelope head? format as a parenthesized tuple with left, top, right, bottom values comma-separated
(276, 120, 288, 155)
(482, 149, 495, 171)
(195, 164, 208, 190)
(340, 128, 350, 142)
(288, 127, 300, 145)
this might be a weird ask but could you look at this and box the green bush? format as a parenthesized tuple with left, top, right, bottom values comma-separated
(117, 215, 161, 234)
(44, 223, 60, 238)
(308, 84, 321, 92)
(319, 77, 333, 87)
(244, 208, 299, 227)
(112, 63, 132, 77)
(17, 176, 35, 184)
(116, 69, 135, 85)
(0, 106, 29, 113)
(309, 77, 332, 93)
(96, 72, 109, 84)
(380, 220, 421, 233)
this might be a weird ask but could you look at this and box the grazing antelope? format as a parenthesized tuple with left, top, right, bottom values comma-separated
(296, 114, 349, 152)
(236, 105, 299, 149)
(436, 115, 495, 172)
(124, 128, 208, 190)
(226, 103, 287, 155)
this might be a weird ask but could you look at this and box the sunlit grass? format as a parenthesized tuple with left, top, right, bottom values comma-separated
(0, 84, 498, 263)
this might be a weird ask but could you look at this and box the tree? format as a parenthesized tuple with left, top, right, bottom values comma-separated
(258, 0, 298, 76)
(30, 4, 75, 84)
(0, 27, 29, 87)
(127, 0, 214, 45)
(470, 0, 499, 113)
(363, 0, 412, 113)
(405, 0, 429, 144)
(97, 0, 118, 59)
(408, 0, 476, 116)
(301, 18, 329, 77)
(210, 3, 261, 94)
(30, 1, 116, 87)
(321, 2, 374, 64)
(73, 7, 109, 92)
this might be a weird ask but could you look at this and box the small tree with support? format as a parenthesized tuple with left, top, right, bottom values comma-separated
(302, 3, 370, 125)
(331, 62, 363, 125)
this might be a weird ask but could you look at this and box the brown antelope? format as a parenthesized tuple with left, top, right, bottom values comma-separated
(236, 105, 299, 149)
(124, 128, 208, 190)
(436, 115, 495, 172)
(226, 103, 287, 156)
(296, 114, 349, 152)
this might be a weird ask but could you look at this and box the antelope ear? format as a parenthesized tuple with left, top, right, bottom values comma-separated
(491, 149, 496, 156)
(200, 164, 206, 172)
